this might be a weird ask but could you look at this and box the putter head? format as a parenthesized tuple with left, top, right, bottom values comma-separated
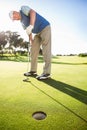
(23, 78, 30, 82)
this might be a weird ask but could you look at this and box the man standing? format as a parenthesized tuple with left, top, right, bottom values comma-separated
(9, 5, 51, 80)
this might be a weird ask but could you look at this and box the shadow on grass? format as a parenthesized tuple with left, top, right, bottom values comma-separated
(0, 56, 28, 62)
(52, 61, 87, 65)
(41, 78, 87, 105)
(30, 79, 87, 123)
(1, 56, 87, 65)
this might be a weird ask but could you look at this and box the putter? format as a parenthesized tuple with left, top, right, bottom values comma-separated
(23, 42, 31, 82)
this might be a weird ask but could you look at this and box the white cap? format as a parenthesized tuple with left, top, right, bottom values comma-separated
(9, 11, 14, 20)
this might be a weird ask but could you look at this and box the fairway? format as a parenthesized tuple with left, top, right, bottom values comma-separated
(0, 56, 87, 130)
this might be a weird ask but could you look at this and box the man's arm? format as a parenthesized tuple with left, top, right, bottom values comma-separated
(21, 6, 36, 34)
(26, 9, 36, 43)
(29, 9, 36, 43)
(29, 9, 36, 26)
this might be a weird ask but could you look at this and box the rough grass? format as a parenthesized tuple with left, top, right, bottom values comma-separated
(0, 56, 87, 130)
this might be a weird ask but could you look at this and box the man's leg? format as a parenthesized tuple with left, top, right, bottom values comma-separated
(36, 26, 51, 80)
(30, 35, 41, 72)
(40, 25, 51, 75)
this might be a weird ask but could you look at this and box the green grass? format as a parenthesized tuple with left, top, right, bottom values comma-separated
(0, 54, 43, 62)
(0, 56, 87, 130)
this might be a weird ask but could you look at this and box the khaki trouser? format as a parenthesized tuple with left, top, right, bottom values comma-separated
(30, 25, 51, 74)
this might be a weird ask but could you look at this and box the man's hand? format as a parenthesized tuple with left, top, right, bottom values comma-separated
(26, 25, 34, 35)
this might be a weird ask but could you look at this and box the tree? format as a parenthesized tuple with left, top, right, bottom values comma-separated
(0, 31, 7, 56)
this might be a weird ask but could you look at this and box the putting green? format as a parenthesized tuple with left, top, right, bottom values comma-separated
(0, 56, 87, 130)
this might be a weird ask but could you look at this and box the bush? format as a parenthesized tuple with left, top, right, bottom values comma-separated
(78, 53, 87, 57)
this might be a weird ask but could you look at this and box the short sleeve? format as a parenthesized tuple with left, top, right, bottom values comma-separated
(21, 6, 31, 16)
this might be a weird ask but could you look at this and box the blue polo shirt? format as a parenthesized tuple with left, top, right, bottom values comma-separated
(20, 6, 50, 34)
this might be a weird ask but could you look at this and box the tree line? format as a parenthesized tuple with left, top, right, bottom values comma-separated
(0, 31, 29, 56)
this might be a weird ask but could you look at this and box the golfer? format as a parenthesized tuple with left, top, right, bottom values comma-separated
(9, 5, 51, 80)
